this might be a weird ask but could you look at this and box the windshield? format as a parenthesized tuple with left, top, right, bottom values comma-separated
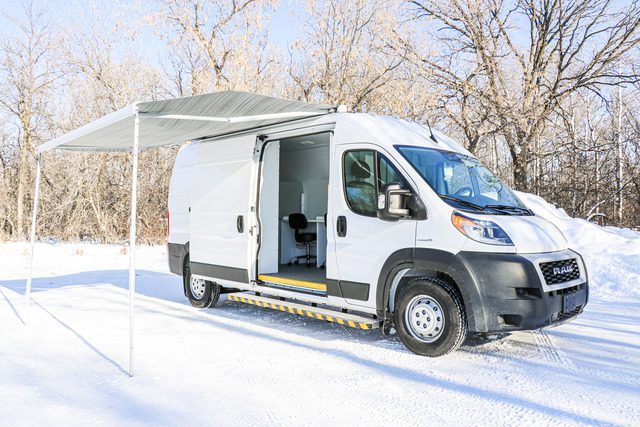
(396, 146, 530, 215)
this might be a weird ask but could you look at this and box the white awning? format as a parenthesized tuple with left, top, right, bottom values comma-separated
(37, 91, 336, 153)
(28, 91, 336, 376)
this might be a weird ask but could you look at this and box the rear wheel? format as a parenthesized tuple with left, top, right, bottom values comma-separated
(394, 277, 467, 357)
(184, 261, 221, 308)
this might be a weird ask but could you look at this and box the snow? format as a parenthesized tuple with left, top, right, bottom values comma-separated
(1, 196, 640, 426)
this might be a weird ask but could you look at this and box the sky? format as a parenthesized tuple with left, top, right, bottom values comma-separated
(0, 0, 301, 59)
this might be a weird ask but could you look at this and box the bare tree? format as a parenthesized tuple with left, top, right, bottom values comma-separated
(409, 0, 640, 191)
(0, 1, 61, 238)
(156, 0, 279, 96)
(288, 0, 420, 114)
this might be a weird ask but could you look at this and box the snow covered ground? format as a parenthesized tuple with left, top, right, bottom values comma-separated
(1, 196, 640, 426)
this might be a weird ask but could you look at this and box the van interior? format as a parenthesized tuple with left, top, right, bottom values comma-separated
(257, 132, 330, 292)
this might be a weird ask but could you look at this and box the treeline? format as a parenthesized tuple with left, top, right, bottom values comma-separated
(1, 0, 639, 243)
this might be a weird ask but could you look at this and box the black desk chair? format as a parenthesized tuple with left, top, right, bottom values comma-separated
(287, 213, 317, 267)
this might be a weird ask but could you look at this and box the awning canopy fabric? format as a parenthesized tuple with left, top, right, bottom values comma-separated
(37, 91, 336, 153)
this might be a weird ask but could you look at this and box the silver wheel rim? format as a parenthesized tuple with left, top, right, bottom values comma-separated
(404, 295, 445, 343)
(190, 277, 206, 300)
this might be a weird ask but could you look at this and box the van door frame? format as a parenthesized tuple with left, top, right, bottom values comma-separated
(251, 124, 336, 285)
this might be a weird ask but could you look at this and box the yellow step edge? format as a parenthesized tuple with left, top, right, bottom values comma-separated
(258, 274, 327, 292)
(227, 294, 377, 330)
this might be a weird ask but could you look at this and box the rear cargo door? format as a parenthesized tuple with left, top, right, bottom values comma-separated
(189, 134, 256, 284)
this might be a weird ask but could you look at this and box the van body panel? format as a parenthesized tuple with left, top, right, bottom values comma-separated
(493, 215, 567, 254)
(189, 134, 256, 272)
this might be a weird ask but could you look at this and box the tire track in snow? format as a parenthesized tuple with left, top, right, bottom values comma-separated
(532, 330, 574, 371)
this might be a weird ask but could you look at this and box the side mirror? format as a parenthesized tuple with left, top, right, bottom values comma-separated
(377, 183, 412, 221)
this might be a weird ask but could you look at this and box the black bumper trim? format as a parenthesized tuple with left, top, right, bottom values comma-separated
(326, 279, 370, 301)
(451, 250, 589, 333)
(167, 242, 188, 276)
(191, 261, 249, 284)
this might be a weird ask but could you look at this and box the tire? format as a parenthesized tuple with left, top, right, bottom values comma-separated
(184, 261, 221, 309)
(394, 277, 467, 357)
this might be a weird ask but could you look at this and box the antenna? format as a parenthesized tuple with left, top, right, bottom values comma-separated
(425, 119, 439, 144)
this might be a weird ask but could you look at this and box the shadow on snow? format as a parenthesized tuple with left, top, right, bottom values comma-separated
(2, 270, 638, 424)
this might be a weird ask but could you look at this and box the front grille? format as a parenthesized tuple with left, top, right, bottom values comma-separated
(539, 258, 580, 285)
(548, 283, 585, 297)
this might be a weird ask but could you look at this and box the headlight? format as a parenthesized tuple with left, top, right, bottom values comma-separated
(451, 212, 513, 246)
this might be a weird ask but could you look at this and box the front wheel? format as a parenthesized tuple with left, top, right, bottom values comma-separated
(184, 262, 221, 309)
(394, 277, 467, 357)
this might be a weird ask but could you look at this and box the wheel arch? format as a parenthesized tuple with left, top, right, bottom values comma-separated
(376, 248, 487, 332)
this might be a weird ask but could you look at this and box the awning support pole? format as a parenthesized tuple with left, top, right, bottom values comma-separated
(25, 153, 42, 317)
(128, 107, 140, 377)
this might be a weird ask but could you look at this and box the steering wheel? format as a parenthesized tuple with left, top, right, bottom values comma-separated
(454, 187, 473, 197)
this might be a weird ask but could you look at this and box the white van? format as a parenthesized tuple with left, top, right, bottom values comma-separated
(167, 112, 588, 356)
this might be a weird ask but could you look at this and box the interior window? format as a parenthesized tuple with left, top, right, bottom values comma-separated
(476, 169, 502, 201)
(343, 150, 407, 216)
(442, 161, 474, 197)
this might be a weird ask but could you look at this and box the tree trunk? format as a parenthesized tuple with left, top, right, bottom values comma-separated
(508, 134, 530, 192)
(512, 153, 529, 192)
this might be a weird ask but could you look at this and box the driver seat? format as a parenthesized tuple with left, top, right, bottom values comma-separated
(346, 159, 376, 213)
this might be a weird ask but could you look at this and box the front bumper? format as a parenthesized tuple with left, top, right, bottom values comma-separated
(453, 249, 589, 333)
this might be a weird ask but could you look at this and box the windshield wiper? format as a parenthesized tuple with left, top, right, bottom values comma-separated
(438, 194, 487, 211)
(484, 204, 534, 216)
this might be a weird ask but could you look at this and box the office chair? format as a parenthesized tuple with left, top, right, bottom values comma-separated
(287, 213, 317, 267)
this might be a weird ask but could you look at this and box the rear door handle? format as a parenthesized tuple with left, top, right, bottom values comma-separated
(337, 216, 347, 237)
(236, 215, 244, 233)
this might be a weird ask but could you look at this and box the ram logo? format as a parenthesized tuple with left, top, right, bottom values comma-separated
(553, 265, 574, 275)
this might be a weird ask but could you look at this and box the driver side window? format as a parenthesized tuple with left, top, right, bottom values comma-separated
(343, 149, 406, 216)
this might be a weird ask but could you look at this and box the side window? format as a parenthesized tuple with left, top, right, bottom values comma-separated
(378, 155, 407, 188)
(343, 150, 408, 216)
(344, 150, 377, 216)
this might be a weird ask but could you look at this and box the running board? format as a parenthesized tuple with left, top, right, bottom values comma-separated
(257, 274, 327, 295)
(227, 293, 381, 330)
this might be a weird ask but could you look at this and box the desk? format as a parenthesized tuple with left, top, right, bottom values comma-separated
(279, 216, 326, 268)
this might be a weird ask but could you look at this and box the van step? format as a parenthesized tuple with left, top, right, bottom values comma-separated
(227, 293, 381, 330)
(257, 274, 327, 295)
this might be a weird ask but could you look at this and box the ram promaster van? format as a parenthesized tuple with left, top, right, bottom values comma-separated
(167, 112, 588, 356)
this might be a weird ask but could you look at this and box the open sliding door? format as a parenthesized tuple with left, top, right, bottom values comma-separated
(189, 134, 256, 284)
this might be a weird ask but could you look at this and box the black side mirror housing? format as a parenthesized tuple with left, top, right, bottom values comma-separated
(377, 183, 413, 221)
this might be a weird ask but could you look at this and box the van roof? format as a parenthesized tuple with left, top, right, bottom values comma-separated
(334, 113, 473, 157)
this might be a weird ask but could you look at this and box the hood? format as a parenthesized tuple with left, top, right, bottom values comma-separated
(495, 215, 568, 254)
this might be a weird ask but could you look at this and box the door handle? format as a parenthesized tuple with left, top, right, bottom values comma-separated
(236, 215, 244, 233)
(337, 216, 347, 237)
